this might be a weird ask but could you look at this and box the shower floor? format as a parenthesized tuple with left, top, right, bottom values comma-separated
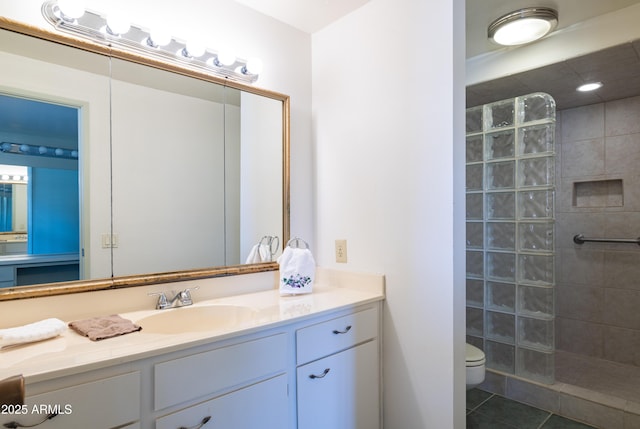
(555, 350, 640, 405)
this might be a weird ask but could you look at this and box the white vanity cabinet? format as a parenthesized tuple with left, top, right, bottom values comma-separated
(2, 297, 383, 429)
(0, 372, 141, 429)
(296, 307, 380, 429)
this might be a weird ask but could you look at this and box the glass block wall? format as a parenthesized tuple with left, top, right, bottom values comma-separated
(465, 93, 556, 384)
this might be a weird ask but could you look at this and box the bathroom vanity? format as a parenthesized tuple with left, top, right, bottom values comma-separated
(0, 14, 386, 429)
(0, 269, 384, 429)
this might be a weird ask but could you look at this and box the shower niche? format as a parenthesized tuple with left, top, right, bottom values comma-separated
(465, 93, 556, 384)
(573, 179, 623, 208)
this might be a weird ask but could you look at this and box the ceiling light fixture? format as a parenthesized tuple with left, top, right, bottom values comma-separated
(577, 82, 603, 92)
(488, 7, 558, 46)
(41, 0, 262, 83)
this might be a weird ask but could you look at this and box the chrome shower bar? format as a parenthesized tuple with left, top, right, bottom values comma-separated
(573, 234, 640, 246)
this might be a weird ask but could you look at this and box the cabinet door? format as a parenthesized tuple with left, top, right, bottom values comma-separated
(297, 339, 379, 429)
(156, 374, 288, 429)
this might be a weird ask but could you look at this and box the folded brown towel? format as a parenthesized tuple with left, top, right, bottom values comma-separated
(68, 314, 141, 341)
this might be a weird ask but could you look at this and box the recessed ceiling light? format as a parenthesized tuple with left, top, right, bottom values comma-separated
(488, 7, 558, 46)
(577, 82, 603, 92)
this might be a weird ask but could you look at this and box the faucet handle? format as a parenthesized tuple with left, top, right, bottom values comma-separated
(179, 286, 199, 305)
(148, 291, 169, 309)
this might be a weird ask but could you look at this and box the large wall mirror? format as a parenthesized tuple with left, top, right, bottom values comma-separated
(0, 17, 290, 301)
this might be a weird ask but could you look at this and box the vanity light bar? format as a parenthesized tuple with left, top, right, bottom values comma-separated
(0, 174, 28, 184)
(41, 0, 261, 84)
(0, 141, 78, 160)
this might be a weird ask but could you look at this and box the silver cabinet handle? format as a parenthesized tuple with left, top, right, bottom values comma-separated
(332, 325, 352, 335)
(309, 368, 331, 379)
(3, 413, 58, 428)
(178, 415, 211, 429)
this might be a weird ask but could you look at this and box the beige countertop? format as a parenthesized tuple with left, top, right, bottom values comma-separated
(0, 269, 384, 384)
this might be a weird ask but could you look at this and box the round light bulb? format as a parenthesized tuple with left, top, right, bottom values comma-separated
(55, 148, 64, 156)
(106, 14, 130, 36)
(71, 150, 79, 158)
(244, 58, 263, 75)
(184, 41, 206, 58)
(1, 175, 9, 181)
(216, 51, 236, 66)
(19, 144, 29, 153)
(149, 29, 172, 47)
(12, 175, 20, 181)
(39, 146, 48, 154)
(58, 0, 85, 20)
(1, 143, 11, 151)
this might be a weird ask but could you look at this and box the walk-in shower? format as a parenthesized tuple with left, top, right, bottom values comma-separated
(466, 92, 640, 428)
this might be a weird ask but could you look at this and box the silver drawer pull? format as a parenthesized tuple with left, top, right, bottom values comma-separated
(332, 325, 352, 335)
(3, 413, 58, 428)
(309, 368, 331, 379)
(179, 415, 211, 429)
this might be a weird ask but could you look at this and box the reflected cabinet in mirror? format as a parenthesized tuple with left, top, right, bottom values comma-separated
(0, 17, 290, 301)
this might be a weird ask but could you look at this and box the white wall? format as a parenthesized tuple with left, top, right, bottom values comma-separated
(240, 93, 284, 261)
(312, 0, 466, 427)
(110, 74, 226, 276)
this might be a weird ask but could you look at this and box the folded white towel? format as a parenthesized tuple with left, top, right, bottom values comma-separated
(258, 243, 272, 261)
(245, 243, 274, 263)
(245, 244, 261, 264)
(0, 318, 67, 348)
(278, 246, 315, 295)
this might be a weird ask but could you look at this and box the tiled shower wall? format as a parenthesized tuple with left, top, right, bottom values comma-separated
(555, 95, 640, 367)
(466, 93, 556, 384)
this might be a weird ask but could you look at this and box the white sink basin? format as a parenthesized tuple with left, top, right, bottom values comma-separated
(137, 305, 256, 334)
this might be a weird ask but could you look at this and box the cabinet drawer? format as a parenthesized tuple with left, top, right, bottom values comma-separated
(156, 374, 288, 429)
(0, 372, 140, 429)
(296, 307, 377, 365)
(0, 266, 14, 282)
(154, 333, 287, 410)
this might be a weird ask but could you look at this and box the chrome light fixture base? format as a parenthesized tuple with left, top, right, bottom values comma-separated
(41, 0, 260, 84)
(488, 7, 558, 47)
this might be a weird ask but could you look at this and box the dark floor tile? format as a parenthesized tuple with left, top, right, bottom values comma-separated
(467, 388, 493, 410)
(466, 411, 517, 429)
(474, 395, 551, 429)
(541, 414, 598, 429)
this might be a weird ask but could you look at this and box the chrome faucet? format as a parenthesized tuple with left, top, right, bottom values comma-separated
(148, 287, 199, 310)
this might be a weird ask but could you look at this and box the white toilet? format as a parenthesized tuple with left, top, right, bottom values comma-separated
(466, 343, 486, 390)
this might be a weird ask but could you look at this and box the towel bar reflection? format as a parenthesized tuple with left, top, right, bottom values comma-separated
(573, 234, 640, 246)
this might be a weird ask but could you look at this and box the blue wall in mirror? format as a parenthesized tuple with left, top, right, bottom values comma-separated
(0, 93, 79, 257)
